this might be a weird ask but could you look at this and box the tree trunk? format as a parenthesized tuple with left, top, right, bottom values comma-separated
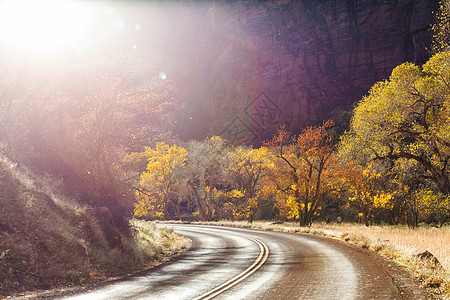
(300, 209, 312, 227)
(439, 214, 450, 228)
(248, 213, 253, 223)
(175, 204, 182, 222)
(191, 187, 207, 221)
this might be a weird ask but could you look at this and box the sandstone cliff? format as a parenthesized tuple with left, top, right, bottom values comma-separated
(156, 0, 438, 144)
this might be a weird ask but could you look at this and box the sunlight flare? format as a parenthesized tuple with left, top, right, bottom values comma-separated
(0, 0, 95, 52)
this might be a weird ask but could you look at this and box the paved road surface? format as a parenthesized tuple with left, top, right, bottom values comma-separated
(52, 224, 426, 300)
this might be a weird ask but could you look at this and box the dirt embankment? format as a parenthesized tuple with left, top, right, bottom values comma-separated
(0, 156, 189, 298)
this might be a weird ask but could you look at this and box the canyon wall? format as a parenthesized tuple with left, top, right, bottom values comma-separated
(164, 0, 438, 144)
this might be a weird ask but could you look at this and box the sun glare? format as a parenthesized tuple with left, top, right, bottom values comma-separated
(0, 0, 95, 53)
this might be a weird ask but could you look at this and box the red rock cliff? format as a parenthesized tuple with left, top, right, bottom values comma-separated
(164, 0, 437, 144)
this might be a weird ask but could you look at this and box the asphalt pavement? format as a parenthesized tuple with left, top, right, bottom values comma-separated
(51, 224, 426, 300)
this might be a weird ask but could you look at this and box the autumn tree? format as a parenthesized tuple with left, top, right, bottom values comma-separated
(132, 142, 187, 220)
(432, 0, 450, 53)
(54, 58, 175, 199)
(342, 162, 399, 225)
(265, 121, 338, 226)
(181, 136, 230, 221)
(0, 55, 177, 230)
(416, 189, 450, 227)
(339, 52, 450, 225)
(224, 146, 273, 222)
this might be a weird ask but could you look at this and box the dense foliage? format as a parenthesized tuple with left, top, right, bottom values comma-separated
(0, 55, 176, 230)
(129, 123, 344, 224)
(339, 51, 450, 226)
(130, 50, 450, 227)
(2, 1, 450, 297)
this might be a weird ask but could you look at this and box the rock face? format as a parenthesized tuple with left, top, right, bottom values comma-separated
(414, 250, 442, 267)
(157, 0, 438, 144)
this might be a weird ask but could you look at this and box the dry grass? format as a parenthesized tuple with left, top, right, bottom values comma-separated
(321, 224, 449, 268)
(196, 220, 450, 299)
(0, 154, 190, 297)
(131, 219, 191, 262)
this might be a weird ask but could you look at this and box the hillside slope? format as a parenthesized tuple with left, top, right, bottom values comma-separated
(0, 154, 187, 296)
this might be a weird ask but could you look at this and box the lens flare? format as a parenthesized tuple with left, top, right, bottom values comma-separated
(159, 72, 167, 80)
(0, 0, 95, 52)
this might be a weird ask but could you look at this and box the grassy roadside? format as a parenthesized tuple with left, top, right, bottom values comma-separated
(131, 219, 191, 268)
(1, 220, 190, 299)
(190, 220, 449, 299)
(0, 151, 191, 298)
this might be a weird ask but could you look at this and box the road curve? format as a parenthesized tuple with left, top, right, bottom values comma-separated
(52, 224, 426, 300)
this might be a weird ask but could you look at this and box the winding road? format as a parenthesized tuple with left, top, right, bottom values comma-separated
(53, 224, 427, 300)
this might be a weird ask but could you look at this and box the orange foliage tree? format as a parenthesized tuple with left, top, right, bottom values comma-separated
(265, 121, 339, 226)
(342, 162, 397, 225)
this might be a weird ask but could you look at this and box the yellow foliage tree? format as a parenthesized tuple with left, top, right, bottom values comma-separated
(133, 142, 187, 220)
(432, 0, 450, 53)
(339, 51, 450, 226)
(343, 163, 396, 225)
(416, 189, 450, 227)
(225, 146, 273, 222)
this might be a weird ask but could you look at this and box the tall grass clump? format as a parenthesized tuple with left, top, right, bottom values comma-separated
(131, 220, 190, 261)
